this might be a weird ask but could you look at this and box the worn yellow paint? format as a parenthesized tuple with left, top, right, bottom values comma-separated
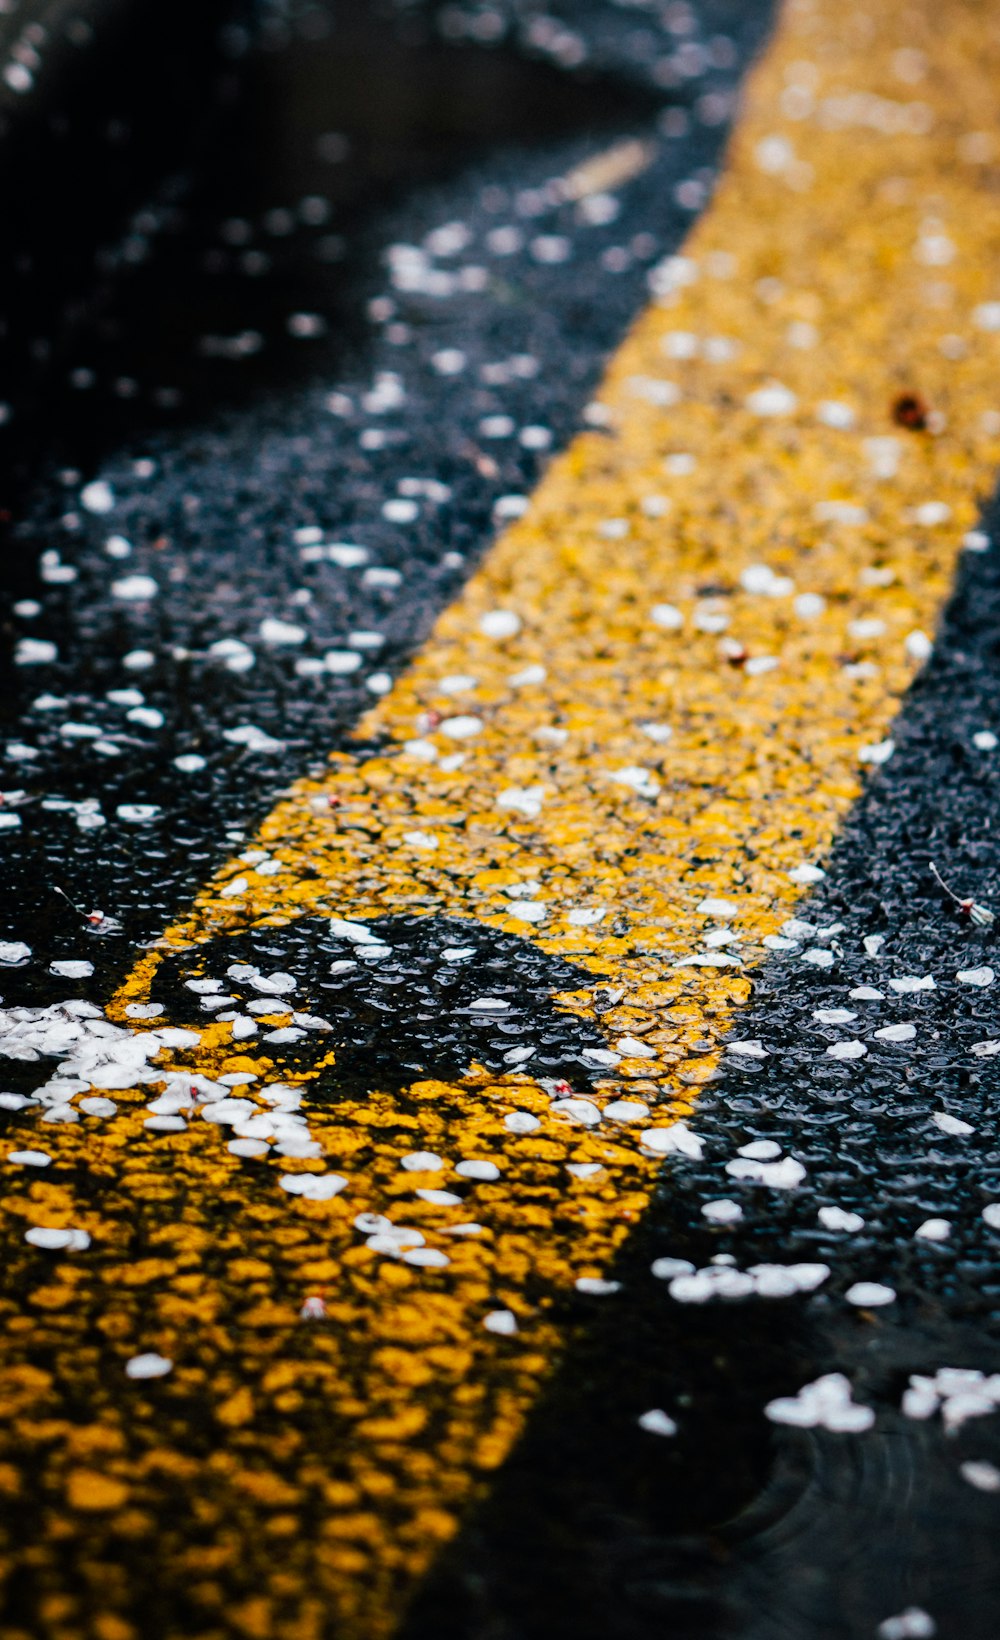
(5, 1, 1000, 1636)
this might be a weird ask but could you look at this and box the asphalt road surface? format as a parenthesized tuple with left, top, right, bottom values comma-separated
(1, 3, 1000, 1639)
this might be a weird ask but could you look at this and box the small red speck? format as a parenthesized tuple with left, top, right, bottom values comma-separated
(892, 391, 930, 431)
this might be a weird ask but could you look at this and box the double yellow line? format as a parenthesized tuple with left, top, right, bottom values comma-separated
(5, 0, 1000, 1634)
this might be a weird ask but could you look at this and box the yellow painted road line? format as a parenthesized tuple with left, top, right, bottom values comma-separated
(6, 1, 1000, 1636)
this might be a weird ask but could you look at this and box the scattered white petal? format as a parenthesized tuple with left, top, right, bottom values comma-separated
(607, 765, 660, 796)
(125, 1353, 173, 1380)
(845, 1281, 896, 1307)
(504, 1111, 540, 1134)
(483, 1309, 518, 1335)
(116, 804, 161, 824)
(877, 1610, 936, 1640)
(849, 618, 887, 641)
(726, 1156, 807, 1189)
(401, 830, 438, 851)
(746, 382, 797, 416)
(905, 630, 933, 662)
(827, 1039, 866, 1060)
(641, 1122, 703, 1159)
(603, 1100, 650, 1124)
(859, 739, 895, 766)
(638, 1408, 677, 1436)
(701, 1199, 743, 1224)
(795, 592, 827, 619)
(328, 917, 385, 946)
(816, 400, 856, 428)
(615, 1034, 656, 1059)
(957, 966, 994, 987)
(697, 897, 738, 918)
(911, 502, 951, 527)
(733, 1144, 777, 1166)
(25, 1227, 90, 1251)
(932, 1111, 975, 1137)
(81, 480, 116, 514)
(750, 1262, 830, 1296)
(789, 863, 825, 885)
(874, 1023, 916, 1043)
(902, 1384, 940, 1420)
(651, 1257, 696, 1280)
(456, 1159, 500, 1181)
(819, 1206, 865, 1233)
(112, 574, 158, 601)
(497, 785, 545, 818)
(278, 1172, 348, 1200)
(670, 1268, 754, 1303)
(551, 1097, 602, 1126)
(228, 1139, 268, 1158)
(740, 563, 794, 596)
(766, 1373, 874, 1432)
(402, 1247, 450, 1268)
(324, 650, 362, 674)
(15, 639, 58, 665)
(440, 715, 483, 740)
(479, 610, 521, 640)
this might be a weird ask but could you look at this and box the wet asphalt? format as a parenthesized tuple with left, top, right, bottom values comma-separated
(1, 2, 999, 1637)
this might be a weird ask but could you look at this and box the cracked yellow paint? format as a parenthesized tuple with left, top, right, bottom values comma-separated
(5, 1, 1000, 1636)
